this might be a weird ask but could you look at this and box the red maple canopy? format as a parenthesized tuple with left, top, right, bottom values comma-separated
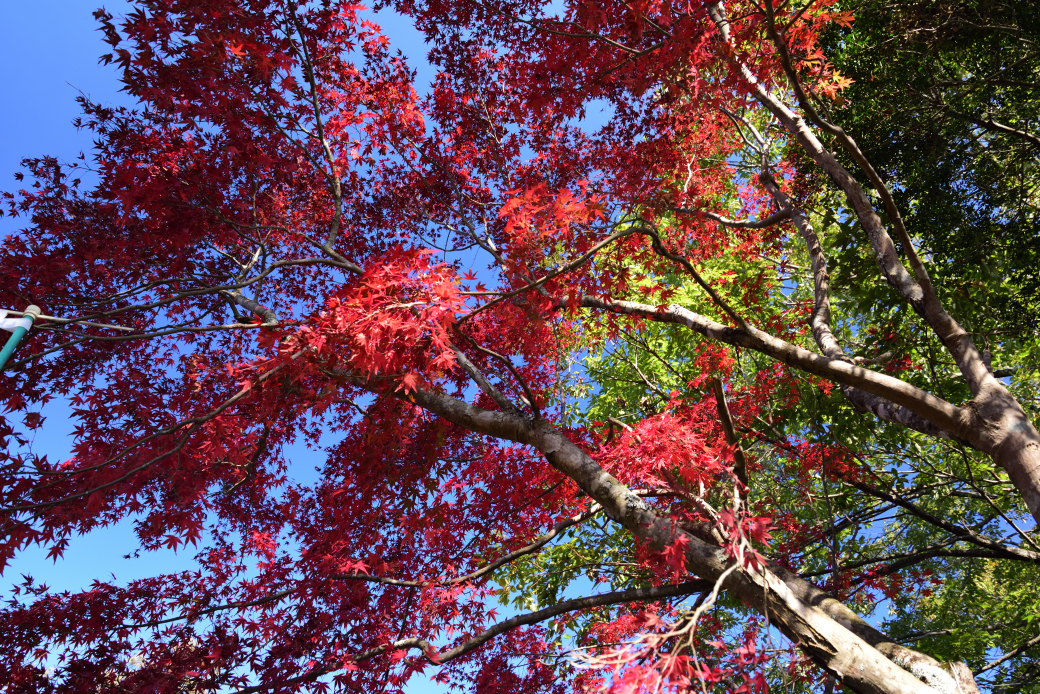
(1, 1, 1036, 692)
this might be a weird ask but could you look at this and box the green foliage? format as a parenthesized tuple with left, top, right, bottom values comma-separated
(823, 0, 1040, 333)
(496, 3, 1040, 688)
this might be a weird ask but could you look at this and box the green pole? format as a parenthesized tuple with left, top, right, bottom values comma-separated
(0, 305, 40, 373)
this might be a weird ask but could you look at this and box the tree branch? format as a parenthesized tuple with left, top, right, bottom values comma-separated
(712, 377, 749, 489)
(334, 505, 602, 588)
(235, 580, 707, 694)
(670, 206, 792, 229)
(581, 295, 971, 439)
(389, 379, 965, 693)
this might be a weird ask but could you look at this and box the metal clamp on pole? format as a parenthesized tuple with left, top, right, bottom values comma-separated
(0, 305, 41, 372)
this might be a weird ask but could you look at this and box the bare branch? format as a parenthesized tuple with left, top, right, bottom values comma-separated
(975, 632, 1040, 676)
(670, 206, 792, 229)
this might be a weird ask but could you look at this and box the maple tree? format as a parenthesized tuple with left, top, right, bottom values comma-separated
(1, 0, 1039, 692)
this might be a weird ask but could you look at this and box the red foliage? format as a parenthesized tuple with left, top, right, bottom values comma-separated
(0, 0, 860, 691)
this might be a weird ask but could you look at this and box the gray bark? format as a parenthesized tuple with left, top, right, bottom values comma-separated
(395, 384, 973, 694)
(706, 0, 1040, 524)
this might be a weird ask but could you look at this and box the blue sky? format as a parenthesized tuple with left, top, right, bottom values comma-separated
(0, 1, 156, 585)
(0, 4, 452, 691)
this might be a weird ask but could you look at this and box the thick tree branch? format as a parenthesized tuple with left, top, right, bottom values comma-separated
(222, 290, 279, 324)
(452, 344, 516, 412)
(585, 289, 1040, 522)
(394, 382, 969, 693)
(758, 171, 956, 440)
(714, 1, 996, 399)
(581, 295, 971, 439)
